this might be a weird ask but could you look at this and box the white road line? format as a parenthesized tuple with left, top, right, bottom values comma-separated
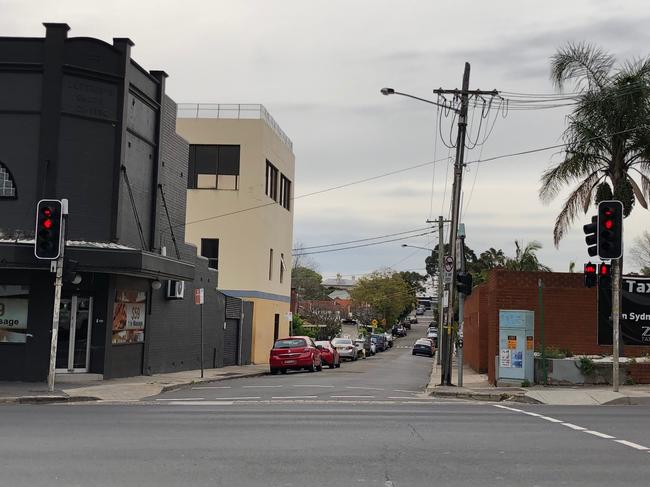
(394, 389, 420, 394)
(212, 396, 261, 400)
(346, 386, 385, 391)
(493, 405, 523, 412)
(156, 398, 204, 401)
(522, 412, 542, 417)
(584, 430, 616, 439)
(242, 385, 282, 388)
(562, 423, 587, 431)
(539, 416, 563, 423)
(614, 440, 649, 450)
(168, 401, 234, 406)
(192, 386, 232, 390)
(271, 395, 318, 399)
(293, 384, 334, 388)
(331, 395, 375, 399)
(388, 396, 422, 400)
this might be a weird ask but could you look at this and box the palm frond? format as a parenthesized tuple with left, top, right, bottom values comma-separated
(552, 171, 602, 246)
(551, 42, 614, 92)
(628, 175, 648, 209)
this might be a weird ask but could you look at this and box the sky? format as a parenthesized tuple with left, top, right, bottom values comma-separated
(3, 0, 650, 278)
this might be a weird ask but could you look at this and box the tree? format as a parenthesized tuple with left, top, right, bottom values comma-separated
(505, 240, 552, 272)
(350, 272, 416, 325)
(291, 241, 320, 270)
(539, 42, 650, 246)
(291, 266, 329, 300)
(395, 271, 427, 295)
(631, 230, 650, 275)
(471, 247, 507, 284)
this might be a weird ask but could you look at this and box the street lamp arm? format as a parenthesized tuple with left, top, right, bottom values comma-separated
(401, 244, 434, 252)
(381, 88, 459, 113)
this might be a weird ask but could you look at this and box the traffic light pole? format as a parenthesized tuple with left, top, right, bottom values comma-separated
(612, 258, 621, 392)
(47, 212, 67, 392)
(457, 233, 466, 387)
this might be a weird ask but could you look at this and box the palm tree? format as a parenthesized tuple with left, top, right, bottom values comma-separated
(505, 240, 552, 272)
(539, 42, 650, 246)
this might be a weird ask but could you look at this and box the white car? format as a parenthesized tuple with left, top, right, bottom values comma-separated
(331, 337, 357, 361)
(384, 332, 393, 348)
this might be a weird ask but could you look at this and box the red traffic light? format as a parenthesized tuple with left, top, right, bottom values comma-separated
(43, 208, 52, 217)
(584, 263, 597, 274)
(603, 219, 614, 230)
(42, 218, 53, 229)
(599, 263, 611, 276)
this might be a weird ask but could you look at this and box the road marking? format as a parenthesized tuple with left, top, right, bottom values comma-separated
(331, 395, 375, 399)
(192, 386, 232, 390)
(168, 401, 234, 406)
(243, 385, 282, 388)
(493, 405, 523, 412)
(562, 423, 586, 431)
(584, 430, 616, 439)
(156, 397, 204, 401)
(394, 389, 420, 394)
(212, 396, 261, 400)
(614, 440, 649, 450)
(292, 384, 334, 388)
(539, 416, 563, 423)
(388, 396, 422, 400)
(271, 395, 318, 399)
(346, 386, 385, 391)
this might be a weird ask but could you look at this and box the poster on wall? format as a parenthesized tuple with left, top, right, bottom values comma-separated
(0, 285, 29, 343)
(112, 290, 146, 344)
(500, 349, 512, 368)
(598, 276, 650, 346)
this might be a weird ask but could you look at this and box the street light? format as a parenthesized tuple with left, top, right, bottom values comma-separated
(401, 244, 433, 252)
(380, 87, 460, 113)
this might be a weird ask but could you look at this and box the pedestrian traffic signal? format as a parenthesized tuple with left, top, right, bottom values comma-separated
(456, 272, 473, 296)
(583, 215, 598, 257)
(34, 199, 63, 260)
(597, 200, 623, 259)
(598, 262, 612, 289)
(584, 262, 597, 288)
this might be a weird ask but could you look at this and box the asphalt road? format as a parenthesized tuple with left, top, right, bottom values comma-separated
(2, 317, 650, 487)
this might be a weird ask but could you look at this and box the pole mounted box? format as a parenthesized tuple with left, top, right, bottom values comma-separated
(34, 199, 63, 260)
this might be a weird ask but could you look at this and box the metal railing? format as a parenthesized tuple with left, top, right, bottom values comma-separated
(177, 103, 293, 150)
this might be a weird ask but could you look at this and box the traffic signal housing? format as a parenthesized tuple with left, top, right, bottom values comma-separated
(598, 262, 612, 289)
(583, 215, 598, 257)
(456, 272, 473, 296)
(597, 200, 623, 259)
(584, 262, 597, 288)
(34, 199, 63, 260)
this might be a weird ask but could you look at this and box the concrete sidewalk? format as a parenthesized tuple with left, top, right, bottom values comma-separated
(0, 364, 268, 404)
(427, 358, 650, 405)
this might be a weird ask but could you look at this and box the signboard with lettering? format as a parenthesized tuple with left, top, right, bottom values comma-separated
(0, 285, 29, 343)
(112, 290, 147, 344)
(598, 276, 650, 346)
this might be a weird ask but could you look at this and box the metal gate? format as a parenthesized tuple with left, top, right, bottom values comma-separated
(223, 318, 239, 366)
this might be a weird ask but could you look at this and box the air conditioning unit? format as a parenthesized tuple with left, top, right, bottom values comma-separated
(166, 280, 185, 300)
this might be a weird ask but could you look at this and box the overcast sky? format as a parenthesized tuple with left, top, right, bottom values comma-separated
(3, 0, 650, 278)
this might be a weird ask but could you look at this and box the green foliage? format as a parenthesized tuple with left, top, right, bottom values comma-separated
(292, 266, 329, 300)
(395, 271, 427, 295)
(351, 271, 416, 326)
(505, 240, 552, 272)
(559, 348, 574, 358)
(595, 181, 613, 204)
(577, 356, 596, 376)
(540, 42, 650, 245)
(521, 379, 531, 388)
(539, 346, 567, 359)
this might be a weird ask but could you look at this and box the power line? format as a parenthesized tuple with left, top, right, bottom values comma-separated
(293, 226, 434, 251)
(293, 231, 435, 256)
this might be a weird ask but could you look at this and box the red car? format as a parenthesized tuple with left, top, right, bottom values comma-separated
(269, 336, 323, 374)
(315, 340, 341, 369)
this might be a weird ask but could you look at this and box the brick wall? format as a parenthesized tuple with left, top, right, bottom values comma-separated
(628, 363, 650, 384)
(460, 270, 649, 384)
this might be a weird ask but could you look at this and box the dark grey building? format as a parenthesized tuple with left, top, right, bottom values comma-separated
(0, 23, 252, 381)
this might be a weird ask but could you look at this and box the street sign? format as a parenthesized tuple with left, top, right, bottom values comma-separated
(444, 255, 454, 272)
(371, 319, 378, 328)
(286, 311, 293, 322)
(443, 290, 449, 307)
(444, 270, 452, 284)
(194, 288, 204, 305)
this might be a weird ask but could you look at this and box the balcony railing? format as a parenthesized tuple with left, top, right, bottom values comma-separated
(177, 103, 293, 150)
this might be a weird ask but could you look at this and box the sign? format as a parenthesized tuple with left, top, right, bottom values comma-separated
(456, 237, 464, 271)
(598, 276, 650, 346)
(0, 286, 29, 343)
(507, 335, 517, 349)
(371, 319, 378, 328)
(526, 336, 534, 351)
(444, 255, 454, 272)
(443, 290, 449, 307)
(194, 288, 204, 305)
(286, 311, 293, 322)
(500, 349, 512, 368)
(112, 290, 146, 344)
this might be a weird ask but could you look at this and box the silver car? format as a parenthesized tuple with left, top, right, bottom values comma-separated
(331, 337, 357, 361)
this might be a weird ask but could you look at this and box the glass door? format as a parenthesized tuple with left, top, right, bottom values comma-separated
(56, 296, 93, 373)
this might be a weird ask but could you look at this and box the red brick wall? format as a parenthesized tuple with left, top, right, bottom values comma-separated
(628, 363, 650, 384)
(463, 285, 488, 373)
(471, 270, 649, 384)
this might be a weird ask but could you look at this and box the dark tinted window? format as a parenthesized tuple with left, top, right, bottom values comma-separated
(274, 338, 307, 348)
(200, 238, 219, 270)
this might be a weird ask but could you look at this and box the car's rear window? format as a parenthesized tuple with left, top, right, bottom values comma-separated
(332, 338, 352, 345)
(274, 339, 307, 349)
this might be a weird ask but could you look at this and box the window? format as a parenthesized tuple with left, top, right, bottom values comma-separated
(265, 161, 278, 201)
(0, 162, 17, 199)
(201, 238, 219, 271)
(269, 248, 274, 280)
(188, 145, 240, 190)
(279, 174, 291, 210)
(274, 314, 280, 341)
(280, 253, 285, 283)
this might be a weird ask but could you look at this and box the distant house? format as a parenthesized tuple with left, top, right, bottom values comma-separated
(322, 274, 358, 291)
(328, 289, 351, 300)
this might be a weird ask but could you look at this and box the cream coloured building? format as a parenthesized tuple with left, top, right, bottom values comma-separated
(176, 104, 294, 364)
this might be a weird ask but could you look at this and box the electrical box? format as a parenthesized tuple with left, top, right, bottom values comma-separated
(498, 310, 534, 385)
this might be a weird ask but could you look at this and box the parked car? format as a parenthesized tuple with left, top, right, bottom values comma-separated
(354, 340, 366, 359)
(354, 336, 373, 356)
(409, 316, 418, 325)
(426, 329, 438, 348)
(370, 341, 377, 355)
(270, 337, 323, 374)
(412, 338, 434, 357)
(371, 334, 387, 352)
(315, 340, 341, 369)
(384, 332, 394, 348)
(403, 319, 412, 330)
(331, 337, 357, 361)
(394, 325, 407, 337)
(416, 306, 425, 315)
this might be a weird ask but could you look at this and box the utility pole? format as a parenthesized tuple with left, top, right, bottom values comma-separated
(434, 63, 499, 385)
(457, 227, 466, 387)
(437, 216, 444, 366)
(612, 258, 621, 392)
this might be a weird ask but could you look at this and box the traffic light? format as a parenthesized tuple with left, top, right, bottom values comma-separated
(34, 199, 63, 259)
(584, 262, 597, 288)
(583, 215, 598, 257)
(456, 272, 473, 296)
(598, 262, 612, 289)
(597, 200, 623, 259)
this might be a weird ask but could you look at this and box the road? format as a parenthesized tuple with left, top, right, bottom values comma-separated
(2, 317, 650, 486)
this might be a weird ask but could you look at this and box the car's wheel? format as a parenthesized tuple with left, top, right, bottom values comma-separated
(308, 362, 316, 372)
(330, 361, 336, 369)
(281, 368, 288, 374)
(336, 361, 341, 368)
(270, 368, 278, 375)
(317, 362, 323, 372)
(412, 351, 416, 356)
